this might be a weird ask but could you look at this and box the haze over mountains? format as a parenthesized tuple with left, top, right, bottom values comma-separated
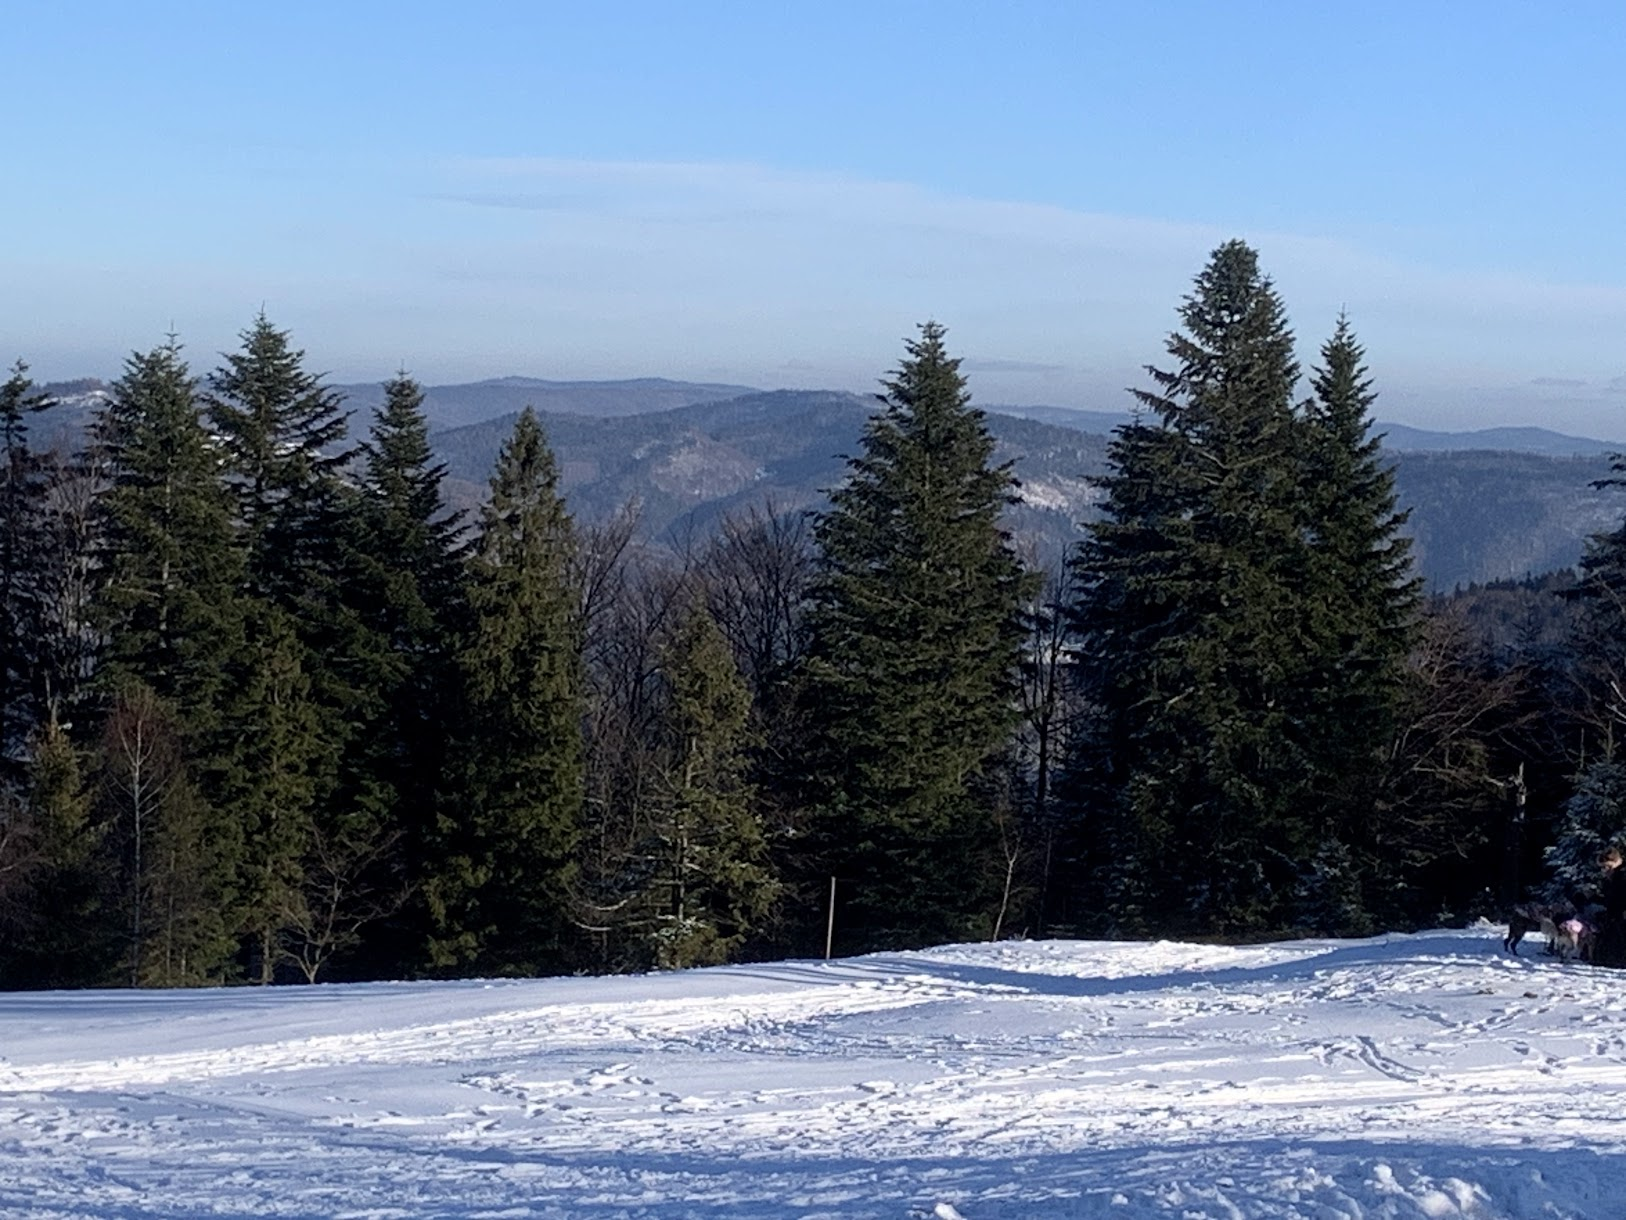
(41, 376, 1626, 591)
(336, 376, 761, 431)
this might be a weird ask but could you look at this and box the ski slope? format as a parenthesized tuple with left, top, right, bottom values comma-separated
(2, 927, 1623, 1218)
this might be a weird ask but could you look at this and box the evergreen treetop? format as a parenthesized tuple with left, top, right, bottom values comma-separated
(1304, 315, 1417, 609)
(352, 372, 466, 692)
(360, 373, 461, 569)
(1299, 315, 1420, 747)
(205, 313, 353, 598)
(94, 338, 247, 735)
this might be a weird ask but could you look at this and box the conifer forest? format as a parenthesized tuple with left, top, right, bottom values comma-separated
(2, 240, 1622, 988)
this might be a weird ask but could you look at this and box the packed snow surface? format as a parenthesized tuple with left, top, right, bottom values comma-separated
(3, 927, 1625, 1218)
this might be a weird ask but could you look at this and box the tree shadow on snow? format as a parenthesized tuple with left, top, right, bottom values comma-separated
(723, 929, 1544, 1007)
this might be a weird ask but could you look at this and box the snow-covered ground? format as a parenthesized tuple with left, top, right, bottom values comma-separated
(2, 926, 1624, 1218)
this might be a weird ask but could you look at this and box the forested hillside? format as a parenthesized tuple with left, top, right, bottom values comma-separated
(1, 242, 1623, 987)
(1393, 451, 1617, 589)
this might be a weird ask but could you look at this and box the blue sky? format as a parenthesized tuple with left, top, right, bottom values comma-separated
(5, 1, 1622, 433)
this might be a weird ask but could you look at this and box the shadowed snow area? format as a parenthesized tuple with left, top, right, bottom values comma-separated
(2, 927, 1624, 1217)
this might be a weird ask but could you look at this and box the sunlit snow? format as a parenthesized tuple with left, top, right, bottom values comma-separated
(2, 926, 1622, 1218)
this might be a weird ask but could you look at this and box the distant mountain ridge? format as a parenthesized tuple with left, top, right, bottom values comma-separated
(993, 402, 1619, 458)
(44, 376, 1620, 458)
(29, 375, 1626, 590)
(991, 404, 1135, 433)
(1374, 422, 1619, 457)
(333, 376, 759, 430)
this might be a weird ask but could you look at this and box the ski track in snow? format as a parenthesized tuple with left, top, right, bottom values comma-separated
(2, 928, 1626, 1217)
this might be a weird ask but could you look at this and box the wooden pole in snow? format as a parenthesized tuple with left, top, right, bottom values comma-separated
(825, 876, 837, 960)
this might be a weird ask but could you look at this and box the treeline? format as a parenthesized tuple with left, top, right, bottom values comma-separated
(0, 240, 1622, 988)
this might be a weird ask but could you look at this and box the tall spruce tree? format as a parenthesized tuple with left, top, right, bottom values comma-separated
(205, 311, 358, 783)
(799, 322, 1031, 951)
(344, 372, 466, 974)
(1296, 315, 1420, 926)
(91, 339, 250, 981)
(207, 316, 376, 977)
(1069, 241, 1312, 934)
(437, 408, 584, 975)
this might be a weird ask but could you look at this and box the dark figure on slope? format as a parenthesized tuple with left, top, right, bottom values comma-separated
(1590, 847, 1626, 968)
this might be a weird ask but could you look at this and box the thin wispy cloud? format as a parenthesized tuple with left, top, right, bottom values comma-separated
(425, 158, 1625, 398)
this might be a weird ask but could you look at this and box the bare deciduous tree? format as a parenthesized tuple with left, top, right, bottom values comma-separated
(280, 820, 409, 983)
(101, 685, 181, 986)
(693, 499, 813, 701)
